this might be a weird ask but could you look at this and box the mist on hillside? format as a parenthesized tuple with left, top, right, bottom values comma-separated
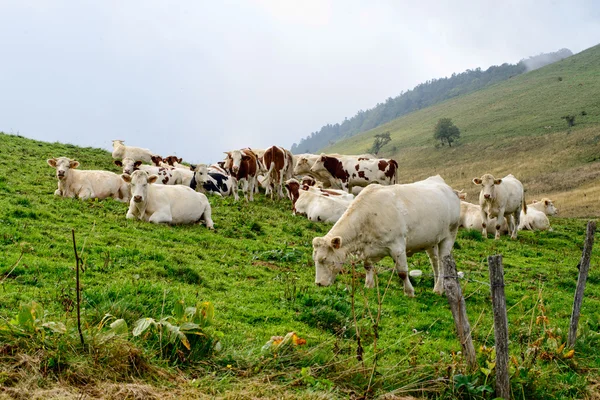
(521, 48, 573, 71)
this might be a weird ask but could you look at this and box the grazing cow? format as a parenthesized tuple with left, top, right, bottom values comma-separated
(518, 198, 558, 231)
(293, 188, 353, 224)
(260, 146, 294, 199)
(48, 157, 130, 202)
(224, 148, 259, 201)
(472, 174, 526, 240)
(111, 140, 154, 163)
(122, 170, 214, 227)
(312, 175, 460, 295)
(310, 154, 399, 192)
(190, 164, 236, 199)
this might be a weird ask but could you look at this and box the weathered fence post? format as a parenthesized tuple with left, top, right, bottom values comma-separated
(568, 220, 596, 348)
(488, 255, 509, 399)
(442, 255, 477, 371)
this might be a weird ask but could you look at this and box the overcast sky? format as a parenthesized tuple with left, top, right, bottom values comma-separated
(1, 1, 599, 164)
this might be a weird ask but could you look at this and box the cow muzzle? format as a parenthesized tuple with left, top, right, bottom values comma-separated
(133, 195, 143, 203)
(484, 194, 491, 199)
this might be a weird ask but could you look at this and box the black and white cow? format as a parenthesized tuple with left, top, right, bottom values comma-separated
(190, 164, 236, 199)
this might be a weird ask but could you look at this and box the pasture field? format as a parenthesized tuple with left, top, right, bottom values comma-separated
(321, 44, 600, 218)
(1, 132, 600, 399)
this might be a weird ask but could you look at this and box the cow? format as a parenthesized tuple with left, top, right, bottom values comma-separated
(293, 188, 354, 224)
(285, 178, 353, 205)
(312, 175, 460, 296)
(114, 158, 182, 185)
(163, 155, 192, 170)
(190, 164, 236, 199)
(472, 174, 526, 240)
(111, 140, 154, 163)
(47, 157, 130, 202)
(122, 170, 214, 227)
(310, 154, 399, 192)
(518, 198, 558, 231)
(224, 148, 259, 201)
(459, 201, 505, 235)
(260, 146, 294, 199)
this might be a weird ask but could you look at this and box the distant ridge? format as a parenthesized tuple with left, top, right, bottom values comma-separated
(291, 48, 572, 154)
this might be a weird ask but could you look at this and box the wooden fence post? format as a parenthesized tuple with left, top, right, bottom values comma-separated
(442, 255, 477, 371)
(568, 220, 596, 348)
(488, 254, 509, 399)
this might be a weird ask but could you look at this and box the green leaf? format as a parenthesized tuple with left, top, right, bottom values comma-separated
(109, 319, 128, 335)
(173, 300, 185, 320)
(132, 318, 155, 336)
(179, 322, 201, 332)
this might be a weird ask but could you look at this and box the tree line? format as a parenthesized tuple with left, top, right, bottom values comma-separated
(291, 49, 573, 154)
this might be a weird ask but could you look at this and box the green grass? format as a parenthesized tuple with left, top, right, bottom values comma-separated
(1, 132, 599, 399)
(322, 44, 600, 218)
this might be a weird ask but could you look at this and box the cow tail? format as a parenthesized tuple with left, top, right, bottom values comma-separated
(393, 160, 399, 184)
(522, 196, 527, 214)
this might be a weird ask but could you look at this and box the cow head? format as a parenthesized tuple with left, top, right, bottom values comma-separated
(535, 198, 559, 216)
(293, 157, 311, 175)
(47, 157, 79, 180)
(226, 150, 246, 174)
(309, 154, 327, 174)
(151, 155, 164, 166)
(114, 158, 142, 175)
(164, 155, 182, 166)
(194, 164, 209, 184)
(312, 236, 347, 286)
(473, 174, 502, 200)
(122, 170, 158, 204)
(284, 178, 300, 203)
(301, 176, 317, 187)
(112, 140, 124, 148)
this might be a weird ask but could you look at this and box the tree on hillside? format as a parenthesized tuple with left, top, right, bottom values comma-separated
(434, 118, 460, 147)
(370, 131, 391, 155)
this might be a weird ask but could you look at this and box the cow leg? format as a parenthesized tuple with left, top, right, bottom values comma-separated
(494, 209, 506, 240)
(149, 208, 172, 224)
(425, 246, 442, 294)
(511, 210, 520, 239)
(248, 177, 256, 202)
(201, 206, 214, 230)
(364, 264, 375, 288)
(231, 178, 240, 201)
(480, 209, 488, 238)
(391, 242, 415, 297)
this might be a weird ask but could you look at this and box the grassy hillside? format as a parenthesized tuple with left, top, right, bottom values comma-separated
(1, 133, 599, 399)
(322, 44, 600, 217)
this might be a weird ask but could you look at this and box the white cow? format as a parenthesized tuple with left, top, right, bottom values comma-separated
(518, 198, 558, 231)
(293, 188, 354, 224)
(459, 201, 506, 235)
(111, 140, 154, 163)
(472, 174, 526, 240)
(122, 170, 214, 227)
(47, 157, 130, 202)
(312, 175, 460, 296)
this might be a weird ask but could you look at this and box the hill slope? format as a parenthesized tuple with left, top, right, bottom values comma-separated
(322, 44, 600, 217)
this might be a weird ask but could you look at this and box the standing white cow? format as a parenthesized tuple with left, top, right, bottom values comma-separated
(122, 170, 214, 227)
(312, 175, 460, 296)
(111, 140, 154, 163)
(47, 157, 130, 202)
(472, 174, 526, 240)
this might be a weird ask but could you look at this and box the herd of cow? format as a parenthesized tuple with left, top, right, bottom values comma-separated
(46, 140, 558, 293)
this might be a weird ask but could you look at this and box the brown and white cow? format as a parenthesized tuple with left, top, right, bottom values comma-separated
(114, 158, 181, 185)
(260, 146, 294, 199)
(285, 178, 353, 206)
(292, 154, 340, 189)
(162, 155, 192, 170)
(472, 173, 526, 240)
(224, 148, 259, 201)
(48, 157, 130, 202)
(310, 154, 399, 192)
(312, 175, 460, 295)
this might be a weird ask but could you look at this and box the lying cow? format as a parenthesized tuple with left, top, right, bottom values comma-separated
(312, 175, 460, 296)
(518, 198, 558, 231)
(48, 157, 130, 202)
(111, 140, 154, 164)
(163, 155, 192, 170)
(459, 201, 505, 235)
(285, 178, 353, 205)
(190, 164, 236, 199)
(122, 170, 213, 227)
(310, 154, 399, 192)
(224, 148, 259, 201)
(472, 173, 526, 240)
(294, 188, 353, 223)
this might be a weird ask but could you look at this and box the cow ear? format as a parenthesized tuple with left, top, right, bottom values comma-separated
(330, 236, 342, 249)
(70, 160, 80, 169)
(47, 158, 57, 167)
(134, 161, 143, 168)
(472, 178, 482, 185)
(148, 175, 159, 184)
(114, 160, 123, 167)
(190, 164, 196, 170)
(494, 179, 502, 185)
(178, 158, 182, 163)
(121, 174, 131, 183)
(545, 200, 549, 206)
